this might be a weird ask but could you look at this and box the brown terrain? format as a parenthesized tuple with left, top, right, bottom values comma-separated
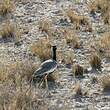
(0, 0, 110, 110)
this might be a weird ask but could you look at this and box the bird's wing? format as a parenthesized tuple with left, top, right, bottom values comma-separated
(41, 59, 57, 68)
(34, 67, 49, 77)
(34, 59, 57, 77)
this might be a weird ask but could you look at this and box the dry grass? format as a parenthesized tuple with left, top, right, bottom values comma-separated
(0, 60, 37, 83)
(0, 60, 48, 110)
(63, 50, 75, 65)
(57, 50, 75, 65)
(98, 32, 110, 49)
(96, 32, 110, 58)
(31, 38, 51, 61)
(89, 0, 110, 24)
(0, 0, 15, 16)
(9, 90, 32, 110)
(0, 86, 47, 110)
(67, 8, 91, 30)
(72, 64, 84, 78)
(0, 65, 9, 82)
(100, 75, 110, 92)
(8, 89, 47, 110)
(73, 83, 82, 96)
(90, 54, 102, 70)
(91, 76, 98, 84)
(38, 19, 53, 36)
(62, 29, 80, 48)
(0, 22, 20, 42)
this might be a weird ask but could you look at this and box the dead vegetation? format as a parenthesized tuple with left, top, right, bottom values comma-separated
(89, 0, 110, 24)
(8, 89, 47, 110)
(31, 38, 52, 61)
(93, 32, 110, 58)
(57, 49, 75, 65)
(98, 32, 110, 49)
(0, 60, 37, 83)
(90, 54, 102, 70)
(0, 21, 20, 42)
(38, 19, 53, 36)
(100, 75, 110, 92)
(0, 0, 15, 16)
(0, 0, 110, 109)
(62, 29, 80, 48)
(72, 64, 84, 78)
(0, 60, 48, 110)
(98, 32, 110, 58)
(0, 85, 47, 110)
(67, 8, 91, 30)
(73, 83, 82, 96)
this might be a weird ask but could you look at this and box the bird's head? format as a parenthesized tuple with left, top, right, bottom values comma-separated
(52, 45, 57, 51)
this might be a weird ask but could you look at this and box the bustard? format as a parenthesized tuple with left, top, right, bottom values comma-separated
(32, 46, 57, 88)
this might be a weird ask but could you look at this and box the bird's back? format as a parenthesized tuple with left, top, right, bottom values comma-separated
(34, 59, 57, 77)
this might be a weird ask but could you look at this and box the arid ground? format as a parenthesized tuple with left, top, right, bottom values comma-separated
(0, 0, 110, 110)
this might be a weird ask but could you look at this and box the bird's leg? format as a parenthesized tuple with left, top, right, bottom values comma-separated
(44, 75, 48, 89)
(38, 77, 44, 88)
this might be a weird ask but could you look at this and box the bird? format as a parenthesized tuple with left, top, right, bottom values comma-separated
(32, 45, 57, 88)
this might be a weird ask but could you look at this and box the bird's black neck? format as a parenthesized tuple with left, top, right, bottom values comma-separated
(52, 47, 56, 61)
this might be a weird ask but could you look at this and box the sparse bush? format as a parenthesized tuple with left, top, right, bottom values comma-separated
(38, 19, 52, 36)
(57, 49, 75, 65)
(72, 64, 84, 78)
(89, 0, 110, 24)
(31, 38, 51, 61)
(67, 8, 91, 30)
(0, 22, 20, 42)
(100, 75, 110, 92)
(9, 89, 47, 110)
(62, 29, 80, 48)
(90, 54, 101, 70)
(63, 50, 75, 65)
(98, 32, 110, 49)
(97, 32, 110, 58)
(0, 0, 14, 16)
(0, 64, 9, 82)
(91, 76, 98, 84)
(74, 83, 82, 96)
(0, 60, 48, 110)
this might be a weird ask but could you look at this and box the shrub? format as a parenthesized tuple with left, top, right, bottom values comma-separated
(63, 29, 80, 48)
(38, 19, 52, 36)
(74, 83, 82, 96)
(100, 75, 110, 92)
(89, 0, 110, 24)
(0, 22, 20, 42)
(97, 32, 110, 58)
(0, 0, 14, 16)
(67, 8, 90, 29)
(72, 64, 84, 78)
(31, 38, 51, 61)
(90, 54, 101, 70)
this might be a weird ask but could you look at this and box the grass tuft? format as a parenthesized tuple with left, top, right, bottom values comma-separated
(38, 19, 52, 36)
(0, 60, 48, 109)
(67, 8, 91, 30)
(96, 32, 110, 58)
(100, 75, 110, 92)
(31, 38, 51, 61)
(0, 22, 20, 42)
(74, 83, 82, 96)
(90, 54, 102, 70)
(89, 0, 110, 24)
(0, 0, 14, 16)
(63, 29, 80, 48)
(72, 64, 84, 78)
